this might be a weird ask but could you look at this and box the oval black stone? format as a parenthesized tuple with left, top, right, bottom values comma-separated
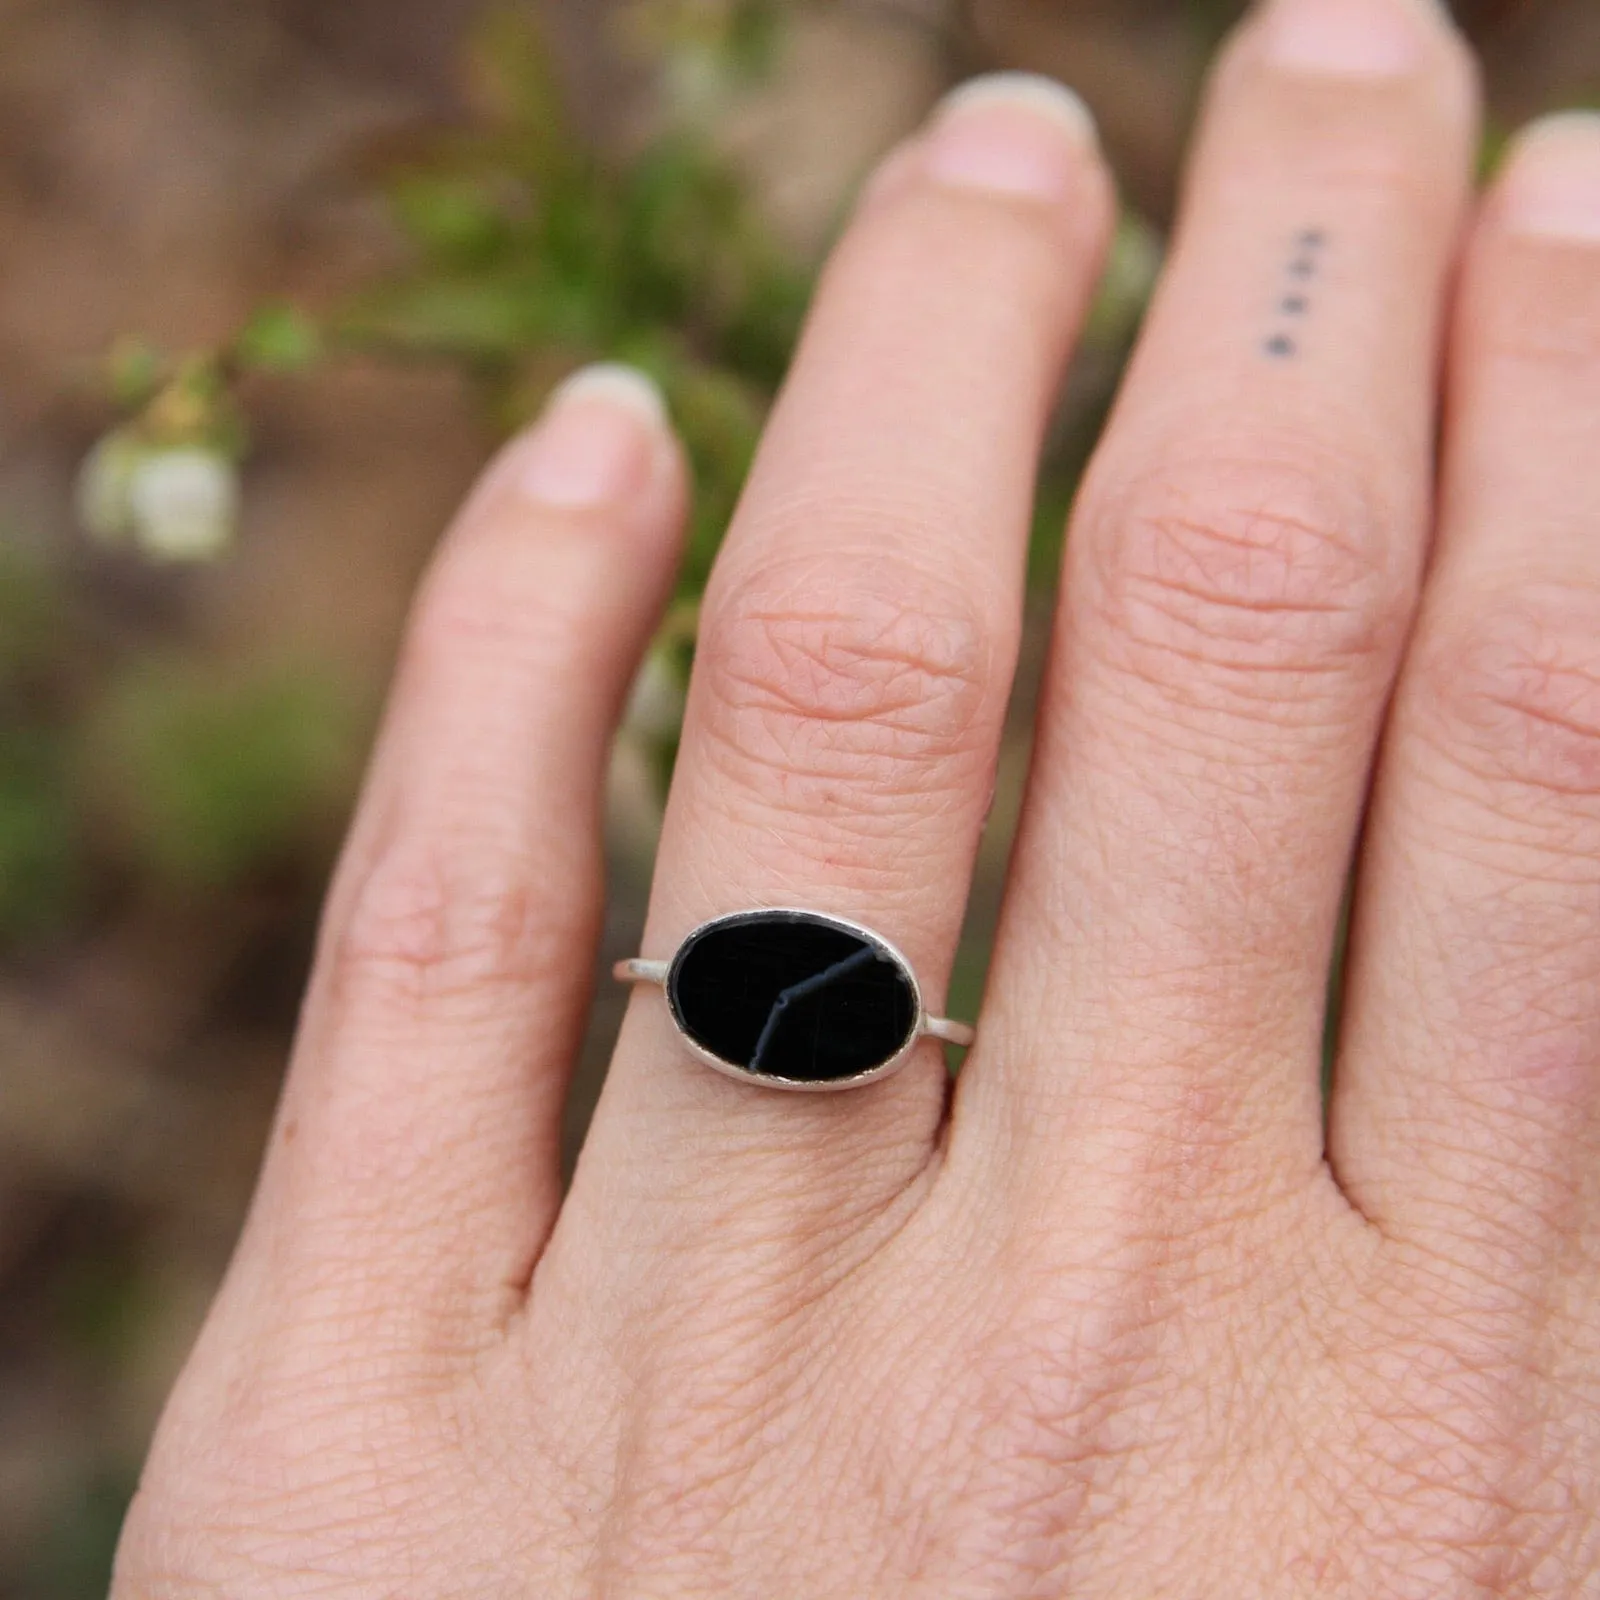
(667, 911, 919, 1084)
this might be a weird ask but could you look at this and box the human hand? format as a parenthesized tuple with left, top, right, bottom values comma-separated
(113, 0, 1600, 1593)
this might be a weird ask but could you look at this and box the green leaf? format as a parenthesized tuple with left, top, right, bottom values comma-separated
(234, 304, 323, 372)
(104, 336, 167, 408)
(337, 274, 565, 360)
(387, 174, 513, 267)
(618, 135, 745, 314)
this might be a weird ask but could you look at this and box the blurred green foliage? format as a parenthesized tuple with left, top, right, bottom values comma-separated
(24, 1465, 139, 1600)
(0, 725, 79, 941)
(336, 2, 809, 595)
(86, 662, 357, 890)
(0, 546, 81, 941)
(52, 0, 1163, 951)
(0, 543, 72, 695)
(628, 0, 784, 90)
(233, 304, 324, 374)
(0, 525, 358, 946)
(91, 1, 1159, 610)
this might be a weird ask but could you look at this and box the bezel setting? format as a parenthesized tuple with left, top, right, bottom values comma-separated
(614, 907, 974, 1093)
(665, 909, 924, 1092)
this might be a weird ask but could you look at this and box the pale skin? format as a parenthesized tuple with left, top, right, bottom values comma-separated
(111, 0, 1600, 1592)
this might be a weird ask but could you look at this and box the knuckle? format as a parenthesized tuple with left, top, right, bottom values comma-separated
(1414, 584, 1600, 807)
(325, 832, 577, 1016)
(117, 1422, 471, 1600)
(695, 557, 999, 800)
(1081, 453, 1410, 695)
(402, 551, 582, 684)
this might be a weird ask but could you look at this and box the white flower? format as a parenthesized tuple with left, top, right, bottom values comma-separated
(78, 436, 241, 563)
(125, 447, 240, 563)
(76, 431, 144, 545)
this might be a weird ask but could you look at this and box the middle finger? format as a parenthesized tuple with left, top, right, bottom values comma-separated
(960, 0, 1479, 1220)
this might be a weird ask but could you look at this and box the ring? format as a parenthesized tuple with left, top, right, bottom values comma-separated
(613, 908, 975, 1092)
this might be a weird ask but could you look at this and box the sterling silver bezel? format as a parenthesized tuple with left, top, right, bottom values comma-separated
(613, 907, 973, 1093)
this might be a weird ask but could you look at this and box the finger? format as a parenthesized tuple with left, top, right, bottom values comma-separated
(242, 366, 687, 1315)
(958, 0, 1478, 1214)
(1329, 116, 1600, 1275)
(572, 79, 1115, 1249)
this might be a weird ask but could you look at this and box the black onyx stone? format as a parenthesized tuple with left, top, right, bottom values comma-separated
(668, 912, 919, 1083)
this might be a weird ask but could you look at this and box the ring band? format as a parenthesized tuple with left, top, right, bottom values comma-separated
(614, 908, 975, 1092)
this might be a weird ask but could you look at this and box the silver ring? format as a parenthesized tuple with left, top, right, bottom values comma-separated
(614, 908, 975, 1093)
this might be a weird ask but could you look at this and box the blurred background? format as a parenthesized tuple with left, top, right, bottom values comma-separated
(0, 0, 1596, 1592)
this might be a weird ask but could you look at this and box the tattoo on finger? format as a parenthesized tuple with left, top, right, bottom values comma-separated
(1264, 226, 1328, 359)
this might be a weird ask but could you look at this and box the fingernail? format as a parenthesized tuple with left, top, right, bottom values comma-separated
(920, 73, 1097, 203)
(1499, 113, 1600, 242)
(519, 363, 667, 509)
(1260, 0, 1437, 77)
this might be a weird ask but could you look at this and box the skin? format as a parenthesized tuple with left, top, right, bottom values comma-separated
(112, 0, 1600, 1593)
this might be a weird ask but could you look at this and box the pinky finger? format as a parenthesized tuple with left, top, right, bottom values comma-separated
(244, 365, 687, 1320)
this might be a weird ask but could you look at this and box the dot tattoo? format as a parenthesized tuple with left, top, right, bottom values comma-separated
(1263, 226, 1328, 360)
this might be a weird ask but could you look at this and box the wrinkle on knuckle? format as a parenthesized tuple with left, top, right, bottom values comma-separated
(695, 559, 998, 803)
(1081, 454, 1409, 702)
(1329, 1338, 1554, 1594)
(326, 832, 578, 1018)
(400, 538, 597, 690)
(1413, 585, 1600, 814)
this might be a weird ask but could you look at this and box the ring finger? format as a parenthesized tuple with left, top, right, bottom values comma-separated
(566, 77, 1114, 1262)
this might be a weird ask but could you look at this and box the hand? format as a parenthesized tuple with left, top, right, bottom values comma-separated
(112, 1, 1600, 1593)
